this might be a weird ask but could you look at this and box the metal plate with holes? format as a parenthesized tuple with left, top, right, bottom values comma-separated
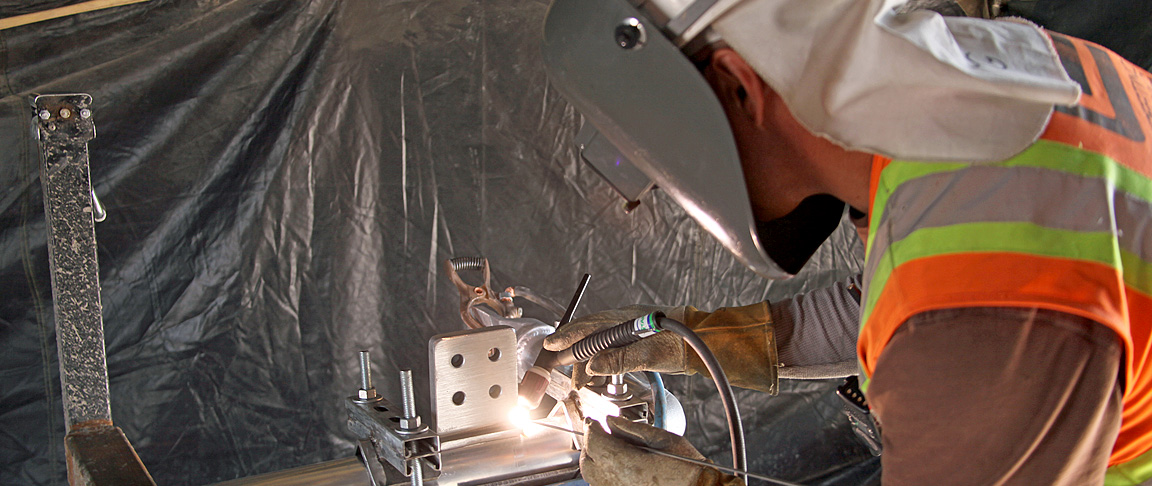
(429, 326, 518, 438)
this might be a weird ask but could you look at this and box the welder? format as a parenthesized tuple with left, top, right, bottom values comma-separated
(540, 0, 1152, 484)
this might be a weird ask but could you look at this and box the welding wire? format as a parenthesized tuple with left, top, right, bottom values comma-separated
(636, 445, 803, 486)
(530, 421, 803, 486)
(557, 273, 591, 329)
(530, 420, 585, 435)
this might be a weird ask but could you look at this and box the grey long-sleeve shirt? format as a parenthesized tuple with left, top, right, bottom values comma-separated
(769, 275, 862, 380)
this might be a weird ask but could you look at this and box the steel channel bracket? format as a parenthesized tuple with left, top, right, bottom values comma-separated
(35, 93, 154, 485)
(346, 395, 441, 482)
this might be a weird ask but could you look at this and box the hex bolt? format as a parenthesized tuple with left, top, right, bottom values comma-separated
(400, 369, 417, 418)
(398, 369, 424, 431)
(80, 108, 92, 119)
(59, 108, 72, 119)
(402, 369, 424, 483)
(355, 350, 378, 402)
(359, 350, 373, 390)
(38, 110, 50, 120)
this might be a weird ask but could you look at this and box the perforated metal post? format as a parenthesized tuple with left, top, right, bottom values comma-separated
(35, 94, 153, 486)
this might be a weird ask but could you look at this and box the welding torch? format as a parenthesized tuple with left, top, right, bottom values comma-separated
(517, 312, 663, 409)
(517, 276, 747, 476)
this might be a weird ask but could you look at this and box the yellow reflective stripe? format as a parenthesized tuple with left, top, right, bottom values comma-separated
(863, 139, 1152, 326)
(866, 139, 1152, 259)
(1106, 447, 1152, 486)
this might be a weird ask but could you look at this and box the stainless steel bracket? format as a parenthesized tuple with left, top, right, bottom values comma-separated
(428, 326, 518, 439)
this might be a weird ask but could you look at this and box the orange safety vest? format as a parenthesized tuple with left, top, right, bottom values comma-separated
(857, 32, 1152, 480)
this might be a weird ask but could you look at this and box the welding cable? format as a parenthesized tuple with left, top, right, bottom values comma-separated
(645, 371, 668, 430)
(655, 316, 747, 477)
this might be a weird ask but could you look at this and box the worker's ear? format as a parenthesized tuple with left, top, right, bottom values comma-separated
(707, 48, 768, 128)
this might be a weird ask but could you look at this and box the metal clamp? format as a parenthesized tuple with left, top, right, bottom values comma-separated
(445, 257, 520, 329)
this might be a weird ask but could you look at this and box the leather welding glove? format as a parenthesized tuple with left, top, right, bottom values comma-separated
(543, 302, 778, 394)
(581, 415, 744, 486)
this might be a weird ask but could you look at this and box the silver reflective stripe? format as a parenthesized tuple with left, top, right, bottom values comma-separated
(864, 164, 1152, 285)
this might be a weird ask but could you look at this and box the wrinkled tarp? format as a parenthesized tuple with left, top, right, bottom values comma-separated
(0, 0, 1145, 485)
(1002, 0, 1152, 71)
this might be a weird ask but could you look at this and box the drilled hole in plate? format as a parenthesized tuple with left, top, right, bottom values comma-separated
(488, 347, 500, 362)
(389, 416, 400, 423)
(374, 405, 389, 412)
(489, 385, 501, 398)
(452, 391, 466, 406)
(451, 354, 464, 368)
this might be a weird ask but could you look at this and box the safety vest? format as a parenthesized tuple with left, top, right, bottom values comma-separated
(857, 32, 1152, 482)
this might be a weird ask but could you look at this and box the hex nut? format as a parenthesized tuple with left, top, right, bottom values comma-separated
(357, 387, 379, 401)
(398, 416, 421, 430)
(39, 110, 51, 120)
(606, 382, 629, 397)
(80, 109, 92, 119)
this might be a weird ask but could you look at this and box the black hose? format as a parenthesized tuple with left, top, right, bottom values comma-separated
(656, 317, 747, 478)
(570, 320, 646, 361)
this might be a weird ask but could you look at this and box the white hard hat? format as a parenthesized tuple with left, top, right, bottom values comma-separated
(543, 0, 1079, 278)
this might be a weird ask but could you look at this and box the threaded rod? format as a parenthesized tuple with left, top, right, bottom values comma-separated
(400, 369, 417, 419)
(359, 351, 372, 390)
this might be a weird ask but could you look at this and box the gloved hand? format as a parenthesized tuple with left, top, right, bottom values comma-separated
(581, 415, 744, 486)
(543, 302, 778, 394)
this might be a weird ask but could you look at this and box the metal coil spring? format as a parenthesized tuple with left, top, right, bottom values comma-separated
(571, 320, 645, 362)
(449, 257, 486, 272)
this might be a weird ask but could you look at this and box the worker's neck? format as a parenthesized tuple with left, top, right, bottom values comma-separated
(812, 149, 873, 214)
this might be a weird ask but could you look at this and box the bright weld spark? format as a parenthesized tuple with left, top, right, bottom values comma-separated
(508, 406, 545, 436)
(530, 420, 803, 486)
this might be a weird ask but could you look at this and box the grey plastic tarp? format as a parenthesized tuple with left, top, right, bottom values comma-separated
(0, 0, 1147, 485)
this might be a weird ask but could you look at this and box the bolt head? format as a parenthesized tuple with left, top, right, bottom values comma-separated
(59, 108, 72, 119)
(615, 18, 646, 50)
(38, 110, 50, 120)
(80, 109, 91, 119)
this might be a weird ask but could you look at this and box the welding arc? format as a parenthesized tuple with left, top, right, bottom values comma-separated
(530, 421, 802, 486)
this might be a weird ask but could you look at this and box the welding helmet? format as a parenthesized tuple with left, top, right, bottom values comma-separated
(544, 0, 827, 279)
(542, 0, 1080, 279)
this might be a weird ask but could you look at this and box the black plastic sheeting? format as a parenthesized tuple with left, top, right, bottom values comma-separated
(1001, 0, 1152, 71)
(0, 1, 1145, 485)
